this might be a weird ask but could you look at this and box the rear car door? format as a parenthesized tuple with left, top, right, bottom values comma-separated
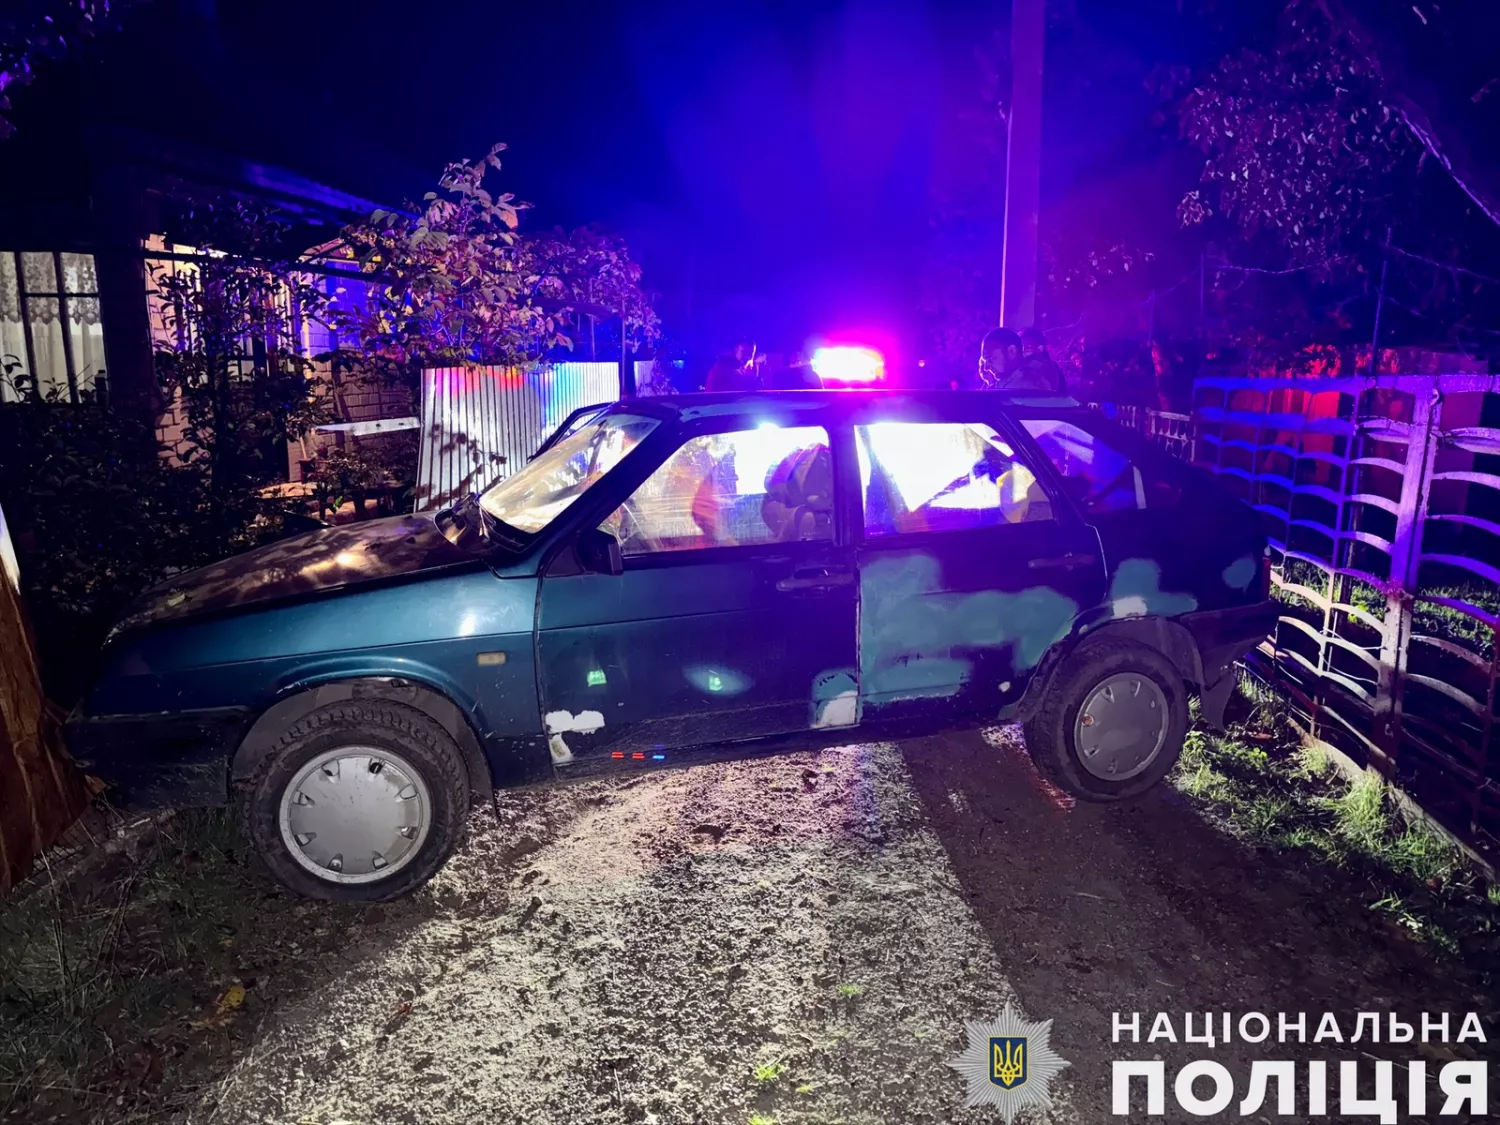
(535, 416, 860, 765)
(852, 406, 1107, 723)
(1012, 411, 1266, 616)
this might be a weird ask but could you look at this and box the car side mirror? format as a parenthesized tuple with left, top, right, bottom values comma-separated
(577, 526, 624, 577)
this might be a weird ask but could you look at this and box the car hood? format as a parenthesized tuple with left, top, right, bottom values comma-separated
(112, 514, 483, 635)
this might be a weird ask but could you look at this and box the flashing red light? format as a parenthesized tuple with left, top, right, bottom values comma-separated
(611, 751, 625, 759)
(811, 346, 884, 384)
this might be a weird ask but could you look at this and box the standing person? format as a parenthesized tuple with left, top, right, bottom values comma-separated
(970, 327, 1025, 389)
(705, 341, 762, 393)
(1019, 327, 1068, 395)
(966, 327, 1069, 395)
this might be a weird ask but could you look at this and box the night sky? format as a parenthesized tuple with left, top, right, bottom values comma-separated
(7, 0, 1225, 359)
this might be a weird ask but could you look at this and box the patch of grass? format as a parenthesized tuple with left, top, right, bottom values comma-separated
(752, 1061, 785, 1083)
(1233, 794, 1296, 838)
(1330, 774, 1390, 855)
(1344, 576, 1387, 622)
(1171, 679, 1499, 979)
(835, 982, 864, 1000)
(0, 809, 298, 1121)
(1278, 563, 1499, 660)
(748, 1115, 777, 1125)
(1413, 584, 1500, 661)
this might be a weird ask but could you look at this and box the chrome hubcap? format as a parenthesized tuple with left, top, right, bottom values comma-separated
(1074, 673, 1169, 781)
(277, 746, 431, 884)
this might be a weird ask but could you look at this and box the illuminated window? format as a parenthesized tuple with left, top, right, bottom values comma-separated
(0, 252, 106, 403)
(1020, 419, 1150, 514)
(607, 424, 833, 555)
(856, 421, 1052, 536)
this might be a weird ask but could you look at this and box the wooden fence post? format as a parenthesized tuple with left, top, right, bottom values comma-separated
(0, 498, 96, 894)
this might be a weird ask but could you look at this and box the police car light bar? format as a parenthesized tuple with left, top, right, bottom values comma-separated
(810, 346, 884, 383)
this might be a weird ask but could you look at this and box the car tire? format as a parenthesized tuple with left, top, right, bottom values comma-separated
(241, 701, 470, 902)
(1022, 637, 1188, 802)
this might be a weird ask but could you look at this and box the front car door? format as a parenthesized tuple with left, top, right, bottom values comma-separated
(535, 411, 860, 767)
(849, 400, 1108, 724)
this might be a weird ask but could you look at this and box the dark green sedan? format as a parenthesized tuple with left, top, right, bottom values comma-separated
(68, 390, 1277, 900)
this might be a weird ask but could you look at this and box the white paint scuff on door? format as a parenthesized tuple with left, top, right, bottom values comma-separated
(813, 692, 858, 729)
(544, 710, 606, 764)
(810, 670, 860, 729)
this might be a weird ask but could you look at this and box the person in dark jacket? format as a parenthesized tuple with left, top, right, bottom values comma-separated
(1018, 327, 1068, 395)
(705, 342, 762, 393)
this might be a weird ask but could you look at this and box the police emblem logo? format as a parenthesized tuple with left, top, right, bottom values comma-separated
(949, 1002, 1068, 1122)
(990, 1036, 1026, 1089)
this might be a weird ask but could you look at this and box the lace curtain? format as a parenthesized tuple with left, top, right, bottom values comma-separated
(0, 252, 106, 402)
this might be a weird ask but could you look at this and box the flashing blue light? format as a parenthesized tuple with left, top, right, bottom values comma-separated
(651, 753, 665, 760)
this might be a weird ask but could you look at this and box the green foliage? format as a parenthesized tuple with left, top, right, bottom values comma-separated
(0, 403, 275, 620)
(151, 199, 334, 515)
(834, 983, 863, 1000)
(335, 144, 546, 375)
(1413, 586, 1500, 662)
(0, 0, 145, 139)
(1174, 0, 1416, 263)
(752, 1061, 785, 1083)
(303, 431, 418, 517)
(1171, 679, 1499, 974)
(523, 225, 662, 355)
(332, 144, 658, 395)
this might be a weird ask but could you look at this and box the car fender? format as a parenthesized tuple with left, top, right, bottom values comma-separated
(230, 665, 549, 803)
(1008, 615, 1205, 724)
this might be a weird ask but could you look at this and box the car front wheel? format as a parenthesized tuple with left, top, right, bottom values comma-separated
(241, 701, 470, 901)
(1022, 637, 1188, 801)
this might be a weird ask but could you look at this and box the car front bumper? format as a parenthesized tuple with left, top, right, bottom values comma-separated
(65, 706, 251, 809)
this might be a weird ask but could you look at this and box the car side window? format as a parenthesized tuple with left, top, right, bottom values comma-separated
(604, 425, 834, 556)
(855, 421, 1053, 537)
(1019, 419, 1149, 514)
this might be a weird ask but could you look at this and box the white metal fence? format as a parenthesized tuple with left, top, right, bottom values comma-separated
(1103, 375, 1500, 860)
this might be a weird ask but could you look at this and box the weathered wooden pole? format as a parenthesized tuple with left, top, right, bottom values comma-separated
(0, 499, 95, 893)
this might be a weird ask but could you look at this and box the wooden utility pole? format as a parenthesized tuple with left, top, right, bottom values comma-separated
(0, 500, 95, 893)
(1000, 0, 1047, 329)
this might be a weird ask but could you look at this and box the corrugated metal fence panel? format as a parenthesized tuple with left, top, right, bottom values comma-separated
(416, 363, 620, 511)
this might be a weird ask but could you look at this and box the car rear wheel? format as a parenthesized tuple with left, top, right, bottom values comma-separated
(242, 701, 470, 901)
(1022, 637, 1187, 801)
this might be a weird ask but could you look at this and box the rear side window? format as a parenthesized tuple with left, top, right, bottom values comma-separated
(1020, 418, 1181, 514)
(856, 421, 1054, 536)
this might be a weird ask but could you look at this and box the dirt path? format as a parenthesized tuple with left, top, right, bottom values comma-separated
(902, 727, 1497, 1122)
(204, 743, 1058, 1125)
(8, 729, 1492, 1125)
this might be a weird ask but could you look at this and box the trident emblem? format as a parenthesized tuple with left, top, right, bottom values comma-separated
(990, 1036, 1027, 1089)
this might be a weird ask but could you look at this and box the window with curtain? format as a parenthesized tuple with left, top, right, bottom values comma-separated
(0, 251, 107, 404)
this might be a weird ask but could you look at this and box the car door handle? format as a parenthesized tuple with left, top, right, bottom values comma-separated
(1028, 553, 1096, 571)
(777, 567, 855, 592)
